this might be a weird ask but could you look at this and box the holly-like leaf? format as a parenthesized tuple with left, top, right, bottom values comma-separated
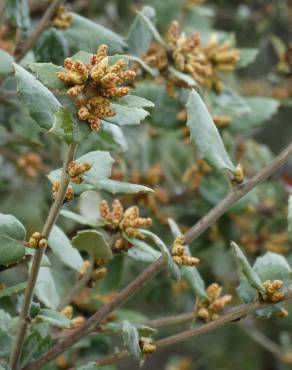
(36, 308, 71, 329)
(0, 213, 26, 265)
(0, 282, 27, 299)
(122, 320, 142, 360)
(186, 89, 235, 171)
(141, 229, 181, 281)
(72, 230, 113, 259)
(48, 225, 83, 272)
(62, 13, 126, 54)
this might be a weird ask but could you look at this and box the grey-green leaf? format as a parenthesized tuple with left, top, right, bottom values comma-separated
(0, 50, 14, 76)
(231, 241, 265, 293)
(237, 48, 258, 68)
(49, 106, 74, 144)
(36, 308, 71, 329)
(35, 266, 60, 309)
(72, 230, 113, 259)
(48, 225, 83, 272)
(14, 63, 61, 130)
(125, 237, 161, 263)
(29, 62, 67, 90)
(0, 213, 26, 265)
(0, 282, 27, 299)
(122, 320, 142, 360)
(96, 179, 153, 194)
(186, 89, 235, 171)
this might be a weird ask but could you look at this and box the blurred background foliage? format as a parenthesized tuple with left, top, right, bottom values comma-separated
(0, 0, 292, 369)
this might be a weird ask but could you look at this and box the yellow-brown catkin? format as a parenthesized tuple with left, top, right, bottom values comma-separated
(99, 199, 152, 243)
(52, 6, 73, 29)
(171, 235, 200, 266)
(139, 337, 156, 355)
(232, 163, 244, 184)
(17, 152, 43, 178)
(197, 283, 232, 322)
(57, 44, 136, 130)
(71, 316, 85, 328)
(68, 161, 92, 184)
(261, 280, 285, 303)
(27, 232, 47, 250)
(79, 260, 91, 278)
(61, 305, 73, 319)
(52, 181, 74, 202)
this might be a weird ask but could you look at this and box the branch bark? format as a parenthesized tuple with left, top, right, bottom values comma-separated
(23, 140, 292, 370)
(95, 293, 292, 367)
(9, 143, 77, 370)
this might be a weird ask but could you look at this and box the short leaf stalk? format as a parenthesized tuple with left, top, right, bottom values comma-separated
(9, 143, 77, 370)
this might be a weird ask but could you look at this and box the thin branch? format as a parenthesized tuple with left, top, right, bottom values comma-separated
(9, 142, 77, 370)
(14, 0, 64, 62)
(57, 259, 94, 312)
(23, 140, 292, 370)
(95, 293, 292, 367)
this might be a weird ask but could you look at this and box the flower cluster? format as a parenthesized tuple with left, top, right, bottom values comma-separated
(143, 21, 239, 93)
(171, 235, 200, 266)
(232, 163, 244, 184)
(99, 199, 152, 252)
(57, 45, 136, 130)
(52, 6, 73, 29)
(61, 305, 73, 319)
(68, 161, 92, 184)
(17, 152, 43, 178)
(52, 181, 74, 202)
(182, 160, 212, 191)
(26, 232, 47, 249)
(197, 283, 232, 322)
(139, 337, 156, 355)
(261, 280, 285, 303)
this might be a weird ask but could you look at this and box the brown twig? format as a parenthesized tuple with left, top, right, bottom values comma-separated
(9, 142, 77, 370)
(14, 0, 64, 62)
(95, 293, 292, 367)
(22, 140, 292, 370)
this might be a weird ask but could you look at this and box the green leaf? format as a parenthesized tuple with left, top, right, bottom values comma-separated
(62, 13, 126, 54)
(106, 104, 149, 125)
(35, 267, 60, 309)
(34, 28, 69, 65)
(60, 210, 100, 227)
(122, 320, 142, 360)
(48, 225, 83, 272)
(36, 308, 71, 329)
(0, 213, 26, 265)
(288, 196, 292, 240)
(0, 50, 14, 76)
(0, 282, 27, 299)
(231, 242, 265, 293)
(29, 62, 67, 90)
(96, 179, 153, 194)
(186, 89, 235, 171)
(141, 229, 181, 281)
(72, 230, 113, 259)
(237, 48, 258, 68)
(118, 95, 154, 108)
(13, 63, 61, 131)
(126, 6, 156, 56)
(49, 106, 74, 144)
(253, 252, 292, 282)
(127, 55, 159, 77)
(125, 237, 161, 263)
(169, 66, 197, 87)
(5, 0, 30, 31)
(168, 219, 207, 299)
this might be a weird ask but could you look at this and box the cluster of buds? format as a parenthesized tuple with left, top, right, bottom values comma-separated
(17, 152, 43, 178)
(61, 305, 73, 319)
(52, 181, 74, 202)
(197, 283, 232, 322)
(99, 199, 152, 251)
(212, 114, 232, 128)
(52, 6, 73, 29)
(57, 45, 136, 130)
(68, 161, 92, 184)
(261, 280, 285, 303)
(182, 160, 212, 191)
(70, 316, 85, 329)
(171, 235, 200, 266)
(202, 34, 240, 92)
(139, 337, 156, 355)
(26, 232, 47, 249)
